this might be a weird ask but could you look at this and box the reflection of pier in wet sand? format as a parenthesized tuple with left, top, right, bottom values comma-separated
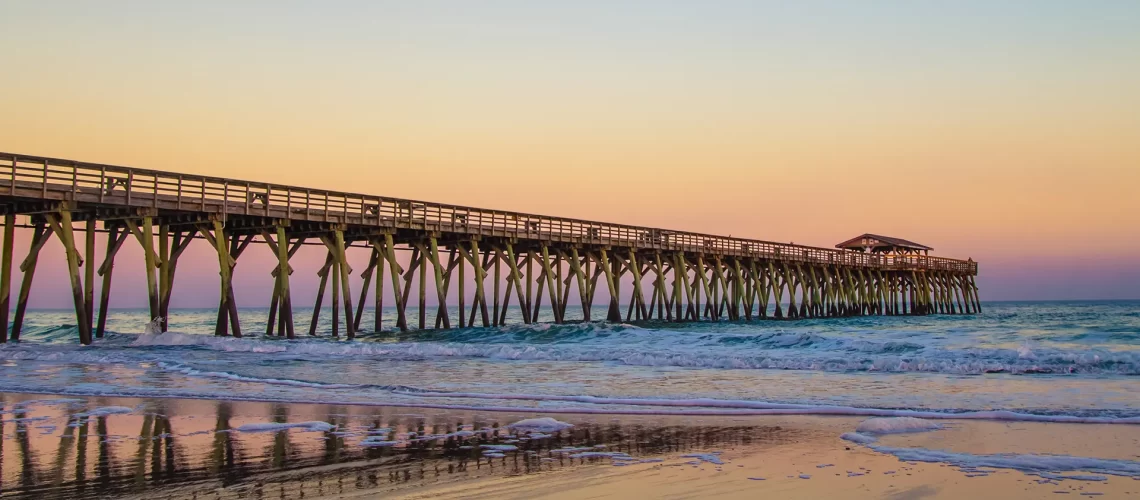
(0, 395, 798, 499)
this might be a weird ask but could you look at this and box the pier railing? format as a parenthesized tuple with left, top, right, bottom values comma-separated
(0, 152, 977, 274)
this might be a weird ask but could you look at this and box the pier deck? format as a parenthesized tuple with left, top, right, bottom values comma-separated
(0, 152, 980, 344)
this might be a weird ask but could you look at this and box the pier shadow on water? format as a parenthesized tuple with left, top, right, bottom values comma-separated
(0, 394, 802, 499)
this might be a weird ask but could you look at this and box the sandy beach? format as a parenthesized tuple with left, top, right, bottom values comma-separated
(2, 394, 1138, 499)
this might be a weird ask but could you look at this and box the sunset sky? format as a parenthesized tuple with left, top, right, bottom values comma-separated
(1, 1, 1138, 308)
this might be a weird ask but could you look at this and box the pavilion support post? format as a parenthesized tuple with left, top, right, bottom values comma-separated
(0, 214, 13, 343)
(12, 222, 53, 341)
(48, 211, 92, 344)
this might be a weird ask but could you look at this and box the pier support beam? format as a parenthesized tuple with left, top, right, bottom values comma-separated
(0, 214, 12, 343)
(46, 210, 91, 344)
(95, 224, 129, 338)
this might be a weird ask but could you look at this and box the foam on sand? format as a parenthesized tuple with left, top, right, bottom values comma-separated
(855, 417, 943, 434)
(505, 417, 574, 432)
(871, 446, 1140, 479)
(74, 406, 134, 418)
(840, 420, 1140, 480)
(235, 421, 335, 433)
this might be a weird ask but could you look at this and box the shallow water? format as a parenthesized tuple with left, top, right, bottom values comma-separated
(2, 301, 1138, 419)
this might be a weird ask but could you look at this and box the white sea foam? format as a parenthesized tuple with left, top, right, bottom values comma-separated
(840, 432, 879, 444)
(855, 417, 943, 434)
(235, 421, 335, 433)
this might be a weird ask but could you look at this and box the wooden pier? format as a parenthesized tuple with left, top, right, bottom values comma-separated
(0, 152, 980, 344)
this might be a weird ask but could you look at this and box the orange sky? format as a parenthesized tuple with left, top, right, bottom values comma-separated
(1, 2, 1138, 304)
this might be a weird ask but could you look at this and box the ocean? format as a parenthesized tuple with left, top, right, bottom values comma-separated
(3, 301, 1138, 421)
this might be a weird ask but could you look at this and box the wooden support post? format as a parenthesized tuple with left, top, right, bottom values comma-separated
(48, 211, 92, 344)
(504, 243, 530, 324)
(627, 250, 647, 321)
(428, 237, 450, 329)
(672, 252, 684, 322)
(374, 240, 386, 332)
(353, 250, 378, 331)
(599, 249, 620, 322)
(84, 219, 95, 331)
(733, 259, 746, 321)
(206, 221, 232, 336)
(96, 225, 128, 339)
(158, 223, 170, 331)
(333, 230, 354, 339)
(418, 246, 427, 330)
(435, 248, 459, 329)
(470, 239, 491, 327)
(525, 250, 534, 320)
(0, 214, 12, 343)
(310, 252, 334, 336)
(12, 222, 52, 341)
(569, 247, 590, 321)
(383, 234, 407, 332)
(971, 276, 982, 313)
(141, 217, 159, 322)
(540, 245, 561, 324)
(491, 246, 501, 326)
(275, 225, 295, 338)
(458, 243, 466, 328)
(331, 259, 340, 337)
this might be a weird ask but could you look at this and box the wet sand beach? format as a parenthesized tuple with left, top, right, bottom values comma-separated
(2, 394, 1138, 499)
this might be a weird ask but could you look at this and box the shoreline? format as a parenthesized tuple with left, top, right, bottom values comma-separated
(3, 386, 1139, 424)
(3, 394, 1139, 499)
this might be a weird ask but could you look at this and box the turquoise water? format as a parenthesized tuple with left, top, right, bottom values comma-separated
(2, 301, 1138, 419)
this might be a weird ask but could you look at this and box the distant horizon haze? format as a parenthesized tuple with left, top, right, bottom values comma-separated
(1, 1, 1137, 306)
